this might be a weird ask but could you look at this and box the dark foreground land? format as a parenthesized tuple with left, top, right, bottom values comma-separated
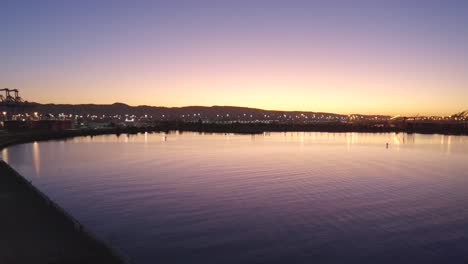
(0, 161, 126, 264)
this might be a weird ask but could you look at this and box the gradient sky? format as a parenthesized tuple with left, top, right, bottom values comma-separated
(2, 0, 468, 115)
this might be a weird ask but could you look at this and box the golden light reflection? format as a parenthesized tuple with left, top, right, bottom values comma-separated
(346, 133, 351, 152)
(392, 133, 401, 152)
(32, 142, 40, 176)
(351, 133, 358, 145)
(1, 148, 8, 163)
(446, 135, 452, 155)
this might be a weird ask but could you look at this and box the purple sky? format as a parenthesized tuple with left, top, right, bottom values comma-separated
(2, 0, 468, 115)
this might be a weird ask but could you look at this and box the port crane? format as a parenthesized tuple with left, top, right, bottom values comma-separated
(1, 88, 31, 121)
(451, 110, 468, 119)
(389, 114, 420, 121)
(0, 88, 24, 104)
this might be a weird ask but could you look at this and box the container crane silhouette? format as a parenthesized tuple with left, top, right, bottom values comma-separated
(0, 88, 24, 104)
(451, 110, 468, 119)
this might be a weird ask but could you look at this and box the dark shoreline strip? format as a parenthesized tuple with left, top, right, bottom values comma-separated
(1, 121, 467, 151)
(0, 160, 129, 264)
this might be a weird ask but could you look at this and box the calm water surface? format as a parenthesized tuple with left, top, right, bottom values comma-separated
(3, 132, 468, 264)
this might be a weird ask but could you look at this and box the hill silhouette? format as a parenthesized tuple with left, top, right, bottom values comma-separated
(29, 102, 389, 120)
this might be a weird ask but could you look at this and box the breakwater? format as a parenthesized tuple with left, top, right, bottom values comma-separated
(0, 160, 128, 264)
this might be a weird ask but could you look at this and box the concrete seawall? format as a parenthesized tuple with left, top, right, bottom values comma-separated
(0, 160, 128, 264)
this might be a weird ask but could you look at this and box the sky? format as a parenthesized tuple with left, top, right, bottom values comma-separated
(1, 0, 468, 116)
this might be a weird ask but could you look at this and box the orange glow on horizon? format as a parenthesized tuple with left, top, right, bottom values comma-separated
(18, 65, 467, 117)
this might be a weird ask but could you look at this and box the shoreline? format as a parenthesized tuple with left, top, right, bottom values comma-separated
(1, 121, 467, 151)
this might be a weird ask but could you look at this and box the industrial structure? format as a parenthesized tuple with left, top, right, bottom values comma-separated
(1, 88, 30, 115)
(0, 88, 24, 105)
(1, 88, 34, 120)
(451, 110, 468, 120)
(1, 88, 36, 125)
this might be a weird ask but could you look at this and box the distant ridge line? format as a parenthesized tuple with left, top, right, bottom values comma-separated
(28, 102, 391, 118)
